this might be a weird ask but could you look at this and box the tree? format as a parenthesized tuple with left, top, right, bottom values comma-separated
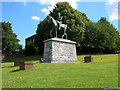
(83, 17, 120, 53)
(97, 17, 119, 53)
(1, 22, 21, 52)
(82, 22, 101, 53)
(35, 2, 119, 54)
(50, 2, 90, 44)
(35, 2, 90, 54)
(35, 20, 51, 54)
(25, 43, 37, 56)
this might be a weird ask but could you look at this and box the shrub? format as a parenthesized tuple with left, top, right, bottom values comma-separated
(25, 43, 37, 56)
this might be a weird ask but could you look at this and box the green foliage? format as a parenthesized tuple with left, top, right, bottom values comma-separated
(18, 44, 23, 50)
(83, 17, 120, 53)
(35, 20, 50, 54)
(1, 22, 20, 52)
(50, 2, 90, 46)
(97, 17, 119, 51)
(25, 43, 37, 56)
(35, 2, 90, 54)
(35, 2, 120, 54)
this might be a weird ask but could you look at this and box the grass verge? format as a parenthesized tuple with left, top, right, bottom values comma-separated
(2, 54, 118, 88)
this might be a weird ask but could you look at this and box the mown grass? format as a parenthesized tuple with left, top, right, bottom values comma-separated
(1, 54, 119, 88)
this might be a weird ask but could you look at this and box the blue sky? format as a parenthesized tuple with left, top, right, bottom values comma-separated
(1, 1, 119, 48)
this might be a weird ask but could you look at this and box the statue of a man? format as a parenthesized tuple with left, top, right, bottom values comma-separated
(56, 12, 62, 30)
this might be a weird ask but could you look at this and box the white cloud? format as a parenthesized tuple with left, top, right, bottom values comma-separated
(105, 0, 119, 21)
(31, 16, 40, 21)
(39, 0, 80, 15)
(41, 5, 55, 15)
(41, 8, 49, 15)
(23, 1, 27, 6)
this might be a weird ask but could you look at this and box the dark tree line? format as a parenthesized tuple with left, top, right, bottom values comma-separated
(34, 2, 120, 54)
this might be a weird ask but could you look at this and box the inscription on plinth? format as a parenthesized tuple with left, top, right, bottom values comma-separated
(43, 38, 77, 63)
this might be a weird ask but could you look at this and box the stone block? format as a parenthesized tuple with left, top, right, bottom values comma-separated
(43, 38, 77, 63)
(19, 61, 34, 70)
(84, 56, 93, 63)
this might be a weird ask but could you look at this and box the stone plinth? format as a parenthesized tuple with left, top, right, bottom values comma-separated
(43, 38, 77, 63)
(84, 56, 93, 63)
(19, 61, 34, 70)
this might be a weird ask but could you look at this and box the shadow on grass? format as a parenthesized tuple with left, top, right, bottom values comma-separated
(2, 66, 17, 68)
(2, 55, 42, 63)
(77, 53, 104, 55)
(2, 65, 19, 68)
(9, 66, 16, 68)
(10, 69, 20, 72)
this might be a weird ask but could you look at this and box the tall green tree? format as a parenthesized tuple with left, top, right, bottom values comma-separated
(83, 17, 119, 53)
(97, 17, 119, 53)
(50, 2, 90, 44)
(1, 22, 21, 52)
(35, 2, 119, 54)
(35, 20, 51, 54)
(35, 2, 90, 54)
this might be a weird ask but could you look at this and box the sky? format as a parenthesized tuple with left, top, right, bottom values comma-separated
(1, 0, 119, 48)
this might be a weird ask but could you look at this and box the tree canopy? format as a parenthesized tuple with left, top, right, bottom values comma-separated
(35, 2, 120, 54)
(1, 22, 21, 52)
(83, 17, 119, 53)
(35, 2, 90, 54)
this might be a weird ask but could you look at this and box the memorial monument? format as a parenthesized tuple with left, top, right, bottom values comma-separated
(43, 13, 77, 63)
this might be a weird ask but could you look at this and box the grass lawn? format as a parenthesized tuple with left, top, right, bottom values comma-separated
(1, 54, 119, 88)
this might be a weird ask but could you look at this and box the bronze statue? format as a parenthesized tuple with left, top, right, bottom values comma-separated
(56, 13, 63, 30)
(47, 12, 71, 39)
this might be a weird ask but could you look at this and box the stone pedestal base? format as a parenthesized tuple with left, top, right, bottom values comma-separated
(19, 61, 33, 70)
(84, 56, 93, 63)
(43, 38, 77, 63)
